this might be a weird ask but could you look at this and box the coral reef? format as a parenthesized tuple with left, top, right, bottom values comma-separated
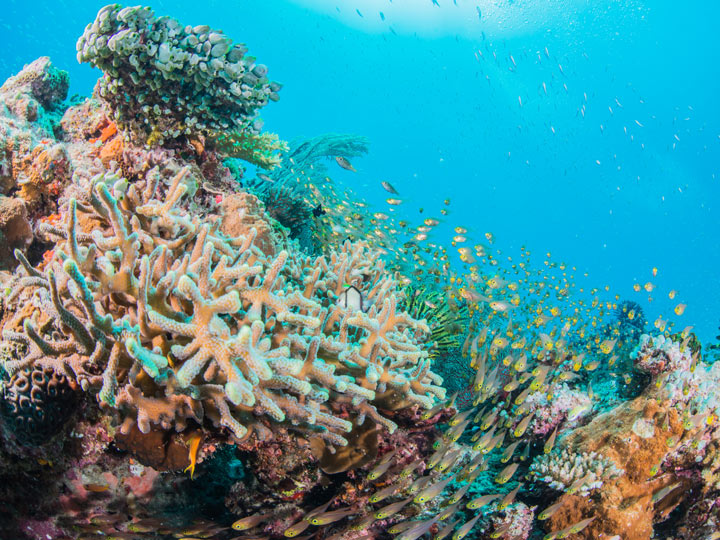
(0, 56, 71, 230)
(4, 4, 720, 540)
(77, 4, 280, 145)
(533, 334, 720, 539)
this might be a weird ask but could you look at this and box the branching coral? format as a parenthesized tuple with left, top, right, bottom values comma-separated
(1, 166, 443, 450)
(76, 4, 280, 145)
(529, 447, 624, 496)
(208, 130, 288, 169)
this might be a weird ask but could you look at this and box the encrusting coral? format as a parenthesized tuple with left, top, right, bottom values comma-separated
(2, 165, 444, 451)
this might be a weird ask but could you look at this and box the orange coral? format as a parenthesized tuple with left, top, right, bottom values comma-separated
(99, 135, 124, 167)
(89, 120, 117, 144)
(543, 396, 685, 540)
(14, 143, 71, 207)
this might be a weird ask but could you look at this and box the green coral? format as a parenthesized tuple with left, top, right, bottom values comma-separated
(208, 129, 288, 169)
(76, 4, 280, 145)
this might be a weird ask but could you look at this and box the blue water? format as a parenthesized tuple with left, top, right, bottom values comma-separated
(2, 0, 719, 341)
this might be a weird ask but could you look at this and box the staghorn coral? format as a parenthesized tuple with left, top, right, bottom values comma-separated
(1, 166, 444, 453)
(77, 4, 280, 145)
(0, 363, 79, 445)
(529, 446, 624, 496)
(219, 191, 279, 256)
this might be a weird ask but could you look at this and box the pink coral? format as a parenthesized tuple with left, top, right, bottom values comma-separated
(490, 502, 535, 540)
(525, 382, 592, 435)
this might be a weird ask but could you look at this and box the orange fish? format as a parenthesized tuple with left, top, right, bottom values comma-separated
(184, 432, 204, 480)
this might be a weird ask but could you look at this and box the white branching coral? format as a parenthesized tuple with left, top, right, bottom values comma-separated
(1, 167, 443, 448)
(528, 447, 624, 496)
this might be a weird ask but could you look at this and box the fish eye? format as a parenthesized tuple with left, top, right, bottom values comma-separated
(312, 519, 320, 525)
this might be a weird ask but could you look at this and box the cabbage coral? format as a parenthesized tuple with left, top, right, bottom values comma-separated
(76, 4, 280, 145)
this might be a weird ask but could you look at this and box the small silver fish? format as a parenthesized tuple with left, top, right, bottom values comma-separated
(381, 180, 399, 194)
(335, 156, 356, 172)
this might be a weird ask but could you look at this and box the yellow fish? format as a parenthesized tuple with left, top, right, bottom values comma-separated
(452, 515, 481, 540)
(414, 474, 455, 504)
(494, 462, 519, 484)
(544, 425, 559, 454)
(232, 513, 271, 531)
(497, 483, 522, 511)
(183, 432, 203, 480)
(284, 520, 310, 537)
(466, 493, 501, 509)
(599, 339, 616, 354)
(374, 497, 412, 519)
(538, 500, 563, 520)
(369, 483, 401, 503)
(367, 460, 393, 480)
